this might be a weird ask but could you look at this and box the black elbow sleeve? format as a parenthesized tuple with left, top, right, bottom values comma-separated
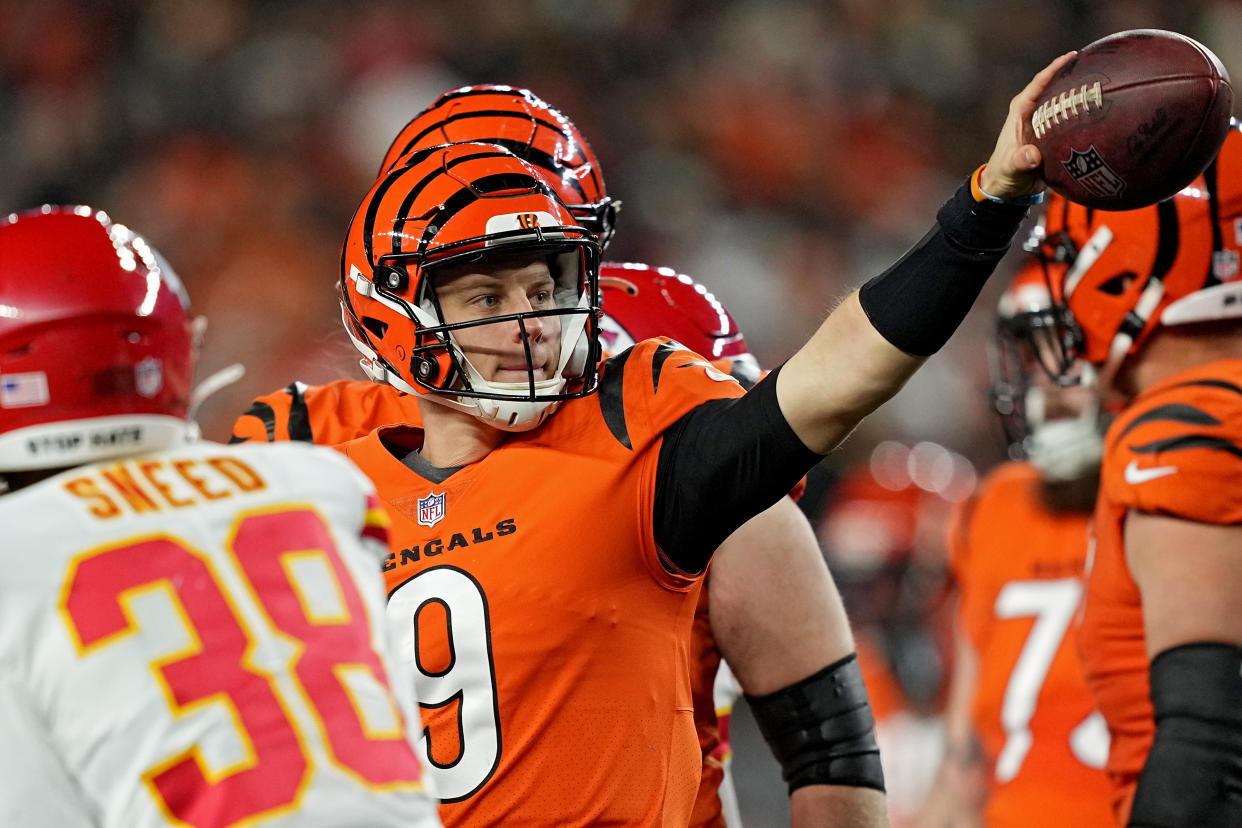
(745, 653, 885, 794)
(1127, 643, 1242, 828)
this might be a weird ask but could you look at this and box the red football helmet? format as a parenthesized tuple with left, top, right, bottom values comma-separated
(0, 207, 195, 472)
(598, 261, 759, 378)
(342, 142, 601, 432)
(379, 85, 621, 250)
(1027, 120, 1242, 385)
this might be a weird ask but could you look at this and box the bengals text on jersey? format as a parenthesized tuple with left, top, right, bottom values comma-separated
(231, 351, 768, 827)
(1078, 359, 1242, 824)
(234, 340, 775, 826)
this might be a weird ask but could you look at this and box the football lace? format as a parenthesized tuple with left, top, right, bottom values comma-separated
(1031, 82, 1103, 138)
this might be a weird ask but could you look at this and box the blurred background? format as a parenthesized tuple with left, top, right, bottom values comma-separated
(3, 1, 1239, 824)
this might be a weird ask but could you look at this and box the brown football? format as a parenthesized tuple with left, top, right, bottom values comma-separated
(1032, 29, 1233, 211)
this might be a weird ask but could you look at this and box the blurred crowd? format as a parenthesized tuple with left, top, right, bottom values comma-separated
(4, 2, 1241, 824)
(7, 0, 1241, 463)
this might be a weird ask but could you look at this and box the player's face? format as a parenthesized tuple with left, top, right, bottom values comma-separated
(1023, 336, 1094, 420)
(432, 253, 563, 384)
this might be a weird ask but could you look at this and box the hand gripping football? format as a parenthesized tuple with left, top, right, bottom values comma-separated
(1032, 29, 1233, 211)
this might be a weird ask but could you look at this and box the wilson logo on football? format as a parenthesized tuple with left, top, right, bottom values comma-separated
(417, 491, 447, 528)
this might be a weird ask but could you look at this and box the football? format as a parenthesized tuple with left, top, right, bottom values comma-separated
(1032, 29, 1233, 211)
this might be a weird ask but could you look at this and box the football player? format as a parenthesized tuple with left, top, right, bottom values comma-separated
(235, 87, 865, 828)
(1032, 122, 1242, 826)
(384, 90, 876, 827)
(235, 262, 851, 827)
(923, 261, 1113, 827)
(237, 55, 1071, 826)
(0, 207, 441, 828)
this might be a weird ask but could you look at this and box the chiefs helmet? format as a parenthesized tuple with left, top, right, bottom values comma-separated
(0, 207, 195, 473)
(990, 258, 1104, 481)
(1027, 120, 1242, 385)
(597, 261, 760, 376)
(342, 142, 601, 432)
(380, 85, 621, 250)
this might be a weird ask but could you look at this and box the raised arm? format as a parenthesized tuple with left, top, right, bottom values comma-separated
(777, 54, 1074, 454)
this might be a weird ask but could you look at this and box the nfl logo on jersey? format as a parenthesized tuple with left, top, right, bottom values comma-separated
(417, 491, 446, 528)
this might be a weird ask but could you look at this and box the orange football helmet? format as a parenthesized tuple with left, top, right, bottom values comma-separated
(1027, 120, 1242, 384)
(380, 85, 620, 249)
(0, 207, 196, 472)
(341, 142, 601, 432)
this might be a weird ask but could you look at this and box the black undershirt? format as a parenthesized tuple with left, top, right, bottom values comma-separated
(652, 367, 821, 575)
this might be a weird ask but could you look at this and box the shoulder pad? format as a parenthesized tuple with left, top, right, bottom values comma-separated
(1102, 370, 1242, 523)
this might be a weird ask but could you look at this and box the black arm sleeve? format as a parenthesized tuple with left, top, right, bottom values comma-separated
(1127, 643, 1242, 827)
(858, 180, 1029, 357)
(653, 367, 822, 573)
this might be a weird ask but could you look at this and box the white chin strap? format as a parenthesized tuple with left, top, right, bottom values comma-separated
(1160, 280, 1242, 325)
(1023, 385, 1103, 483)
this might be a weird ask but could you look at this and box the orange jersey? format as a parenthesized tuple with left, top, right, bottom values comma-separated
(236, 340, 751, 826)
(230, 379, 422, 445)
(232, 357, 778, 827)
(688, 588, 728, 828)
(1078, 359, 1242, 824)
(950, 461, 1112, 827)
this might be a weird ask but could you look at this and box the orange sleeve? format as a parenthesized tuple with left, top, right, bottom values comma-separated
(626, 340, 748, 449)
(230, 379, 423, 448)
(230, 384, 299, 443)
(1102, 373, 1242, 524)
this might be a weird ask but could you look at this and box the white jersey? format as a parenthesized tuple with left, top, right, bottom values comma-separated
(713, 660, 744, 827)
(0, 441, 440, 828)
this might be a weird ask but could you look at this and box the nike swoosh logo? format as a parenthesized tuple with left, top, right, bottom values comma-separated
(1123, 459, 1178, 485)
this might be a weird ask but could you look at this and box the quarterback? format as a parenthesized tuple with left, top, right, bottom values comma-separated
(235, 86, 867, 827)
(243, 54, 1071, 825)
